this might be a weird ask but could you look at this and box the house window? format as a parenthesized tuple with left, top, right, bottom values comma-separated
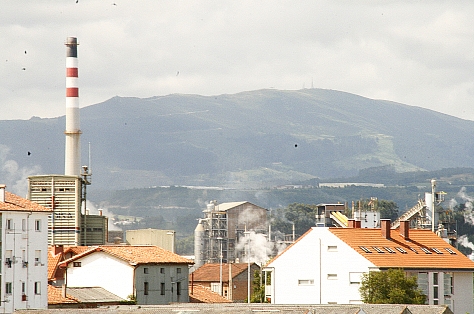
(73, 262, 81, 267)
(210, 283, 220, 293)
(160, 283, 165, 295)
(177, 282, 181, 295)
(144, 267, 149, 274)
(35, 250, 41, 265)
(22, 282, 26, 294)
(5, 250, 13, 268)
(298, 279, 314, 285)
(177, 267, 181, 274)
(349, 272, 363, 284)
(34, 282, 41, 295)
(6, 219, 13, 230)
(433, 272, 439, 305)
(327, 245, 337, 252)
(444, 272, 453, 295)
(327, 274, 338, 280)
(160, 268, 165, 274)
(417, 272, 429, 297)
(35, 219, 41, 231)
(22, 219, 27, 231)
(144, 282, 149, 295)
(5, 282, 12, 294)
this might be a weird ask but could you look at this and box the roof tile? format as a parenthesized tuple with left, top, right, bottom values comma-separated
(60, 245, 193, 267)
(330, 227, 474, 270)
(1, 191, 51, 212)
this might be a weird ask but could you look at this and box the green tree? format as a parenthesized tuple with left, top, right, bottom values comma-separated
(272, 203, 318, 236)
(359, 269, 426, 304)
(250, 270, 267, 303)
(378, 200, 399, 221)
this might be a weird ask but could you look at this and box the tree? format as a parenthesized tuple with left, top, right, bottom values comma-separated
(250, 270, 267, 303)
(272, 203, 318, 236)
(359, 269, 426, 304)
(378, 200, 399, 221)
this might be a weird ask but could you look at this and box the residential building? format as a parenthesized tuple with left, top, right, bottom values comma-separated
(58, 245, 193, 304)
(263, 220, 474, 314)
(0, 184, 51, 312)
(191, 263, 260, 302)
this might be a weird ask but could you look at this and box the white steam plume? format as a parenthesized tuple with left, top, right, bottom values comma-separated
(0, 144, 41, 196)
(457, 187, 474, 224)
(457, 235, 474, 261)
(85, 199, 122, 231)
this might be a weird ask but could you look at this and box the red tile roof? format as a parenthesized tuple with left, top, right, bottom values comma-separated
(189, 284, 232, 303)
(59, 245, 193, 267)
(192, 263, 254, 282)
(1, 191, 51, 212)
(330, 227, 474, 270)
(48, 250, 63, 280)
(48, 285, 79, 305)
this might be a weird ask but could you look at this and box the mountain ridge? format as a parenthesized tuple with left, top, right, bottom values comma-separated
(1, 88, 473, 192)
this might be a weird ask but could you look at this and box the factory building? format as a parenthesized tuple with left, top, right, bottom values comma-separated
(194, 201, 268, 269)
(27, 37, 107, 246)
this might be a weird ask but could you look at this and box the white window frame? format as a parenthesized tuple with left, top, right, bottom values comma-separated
(5, 282, 12, 294)
(35, 219, 41, 232)
(349, 272, 363, 284)
(298, 279, 314, 285)
(327, 274, 338, 280)
(327, 245, 338, 252)
(34, 282, 41, 295)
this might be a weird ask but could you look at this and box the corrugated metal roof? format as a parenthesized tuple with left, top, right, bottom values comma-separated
(66, 287, 124, 303)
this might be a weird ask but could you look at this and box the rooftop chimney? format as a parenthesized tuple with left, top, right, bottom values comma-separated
(380, 219, 391, 239)
(52, 245, 64, 256)
(400, 220, 410, 239)
(0, 184, 5, 202)
(348, 219, 355, 228)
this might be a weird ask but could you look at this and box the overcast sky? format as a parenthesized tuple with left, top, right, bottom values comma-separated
(1, 1, 474, 121)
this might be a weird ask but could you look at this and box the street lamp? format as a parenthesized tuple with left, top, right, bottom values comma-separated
(244, 231, 251, 303)
(431, 179, 436, 232)
(216, 237, 223, 296)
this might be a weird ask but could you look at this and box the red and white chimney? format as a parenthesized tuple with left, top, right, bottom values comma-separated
(64, 37, 81, 176)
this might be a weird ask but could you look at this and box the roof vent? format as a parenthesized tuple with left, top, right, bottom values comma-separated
(0, 184, 6, 203)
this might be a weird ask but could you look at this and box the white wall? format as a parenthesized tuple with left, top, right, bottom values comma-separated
(1, 211, 49, 312)
(452, 272, 473, 314)
(66, 251, 134, 299)
(267, 227, 375, 304)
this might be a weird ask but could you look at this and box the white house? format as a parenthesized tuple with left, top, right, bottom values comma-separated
(263, 219, 474, 314)
(58, 245, 194, 304)
(0, 184, 51, 312)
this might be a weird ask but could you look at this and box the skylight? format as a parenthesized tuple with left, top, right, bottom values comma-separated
(431, 248, 443, 254)
(384, 247, 396, 254)
(409, 247, 418, 254)
(360, 246, 372, 253)
(372, 247, 385, 253)
(445, 248, 456, 255)
(420, 247, 432, 254)
(395, 247, 407, 254)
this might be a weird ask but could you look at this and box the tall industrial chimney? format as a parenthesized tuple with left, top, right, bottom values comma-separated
(64, 37, 81, 176)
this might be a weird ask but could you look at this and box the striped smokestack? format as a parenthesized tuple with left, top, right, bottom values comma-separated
(64, 37, 81, 176)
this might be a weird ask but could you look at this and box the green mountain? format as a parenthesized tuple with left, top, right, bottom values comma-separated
(1, 88, 474, 191)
